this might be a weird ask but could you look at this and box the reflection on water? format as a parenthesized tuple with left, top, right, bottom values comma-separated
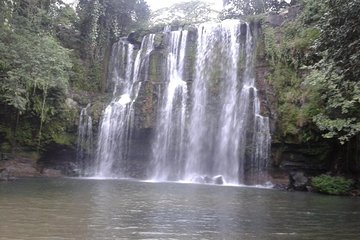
(0, 178, 360, 240)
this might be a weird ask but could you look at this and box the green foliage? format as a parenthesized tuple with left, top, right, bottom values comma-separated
(311, 174, 353, 195)
(0, 0, 78, 152)
(265, 0, 360, 145)
(0, 0, 150, 154)
(267, 62, 318, 142)
(150, 1, 219, 26)
(76, 0, 150, 91)
(260, 0, 356, 145)
(301, 0, 327, 24)
(263, 15, 321, 142)
(77, 0, 150, 55)
(306, 68, 360, 143)
(0, 28, 71, 114)
(309, 0, 360, 143)
(222, 0, 289, 18)
(52, 3, 78, 28)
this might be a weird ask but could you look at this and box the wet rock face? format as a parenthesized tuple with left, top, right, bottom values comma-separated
(213, 175, 224, 185)
(38, 144, 77, 176)
(0, 157, 66, 179)
(289, 171, 309, 191)
(0, 158, 41, 178)
(127, 128, 153, 179)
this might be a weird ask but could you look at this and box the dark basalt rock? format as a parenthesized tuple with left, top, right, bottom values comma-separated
(213, 175, 224, 185)
(289, 171, 309, 191)
(204, 176, 212, 184)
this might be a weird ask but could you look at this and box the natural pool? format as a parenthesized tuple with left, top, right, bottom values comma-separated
(0, 178, 359, 240)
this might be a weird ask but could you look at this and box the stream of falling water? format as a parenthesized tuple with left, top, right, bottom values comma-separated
(76, 104, 93, 176)
(93, 20, 270, 184)
(150, 29, 189, 181)
(93, 35, 155, 177)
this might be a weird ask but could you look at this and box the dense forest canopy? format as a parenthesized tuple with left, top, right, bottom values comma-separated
(150, 0, 219, 26)
(0, 0, 150, 153)
(222, 0, 290, 16)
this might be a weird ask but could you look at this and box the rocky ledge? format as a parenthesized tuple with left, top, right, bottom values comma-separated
(0, 157, 62, 181)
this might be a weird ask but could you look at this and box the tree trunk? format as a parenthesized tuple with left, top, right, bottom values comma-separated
(37, 86, 48, 152)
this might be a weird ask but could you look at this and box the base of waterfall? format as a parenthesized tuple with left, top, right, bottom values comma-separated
(74, 175, 274, 188)
(86, 21, 271, 186)
(84, 175, 273, 188)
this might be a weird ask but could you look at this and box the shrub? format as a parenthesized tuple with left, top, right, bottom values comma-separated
(311, 174, 353, 195)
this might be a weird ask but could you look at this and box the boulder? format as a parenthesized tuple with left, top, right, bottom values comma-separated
(289, 171, 309, 191)
(213, 175, 224, 185)
(203, 176, 212, 184)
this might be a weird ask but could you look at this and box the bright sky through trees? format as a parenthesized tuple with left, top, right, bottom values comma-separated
(63, 0, 223, 11)
(146, 0, 223, 10)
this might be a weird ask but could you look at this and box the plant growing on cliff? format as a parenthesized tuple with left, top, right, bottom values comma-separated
(311, 174, 353, 195)
(76, 0, 150, 91)
(263, 13, 321, 142)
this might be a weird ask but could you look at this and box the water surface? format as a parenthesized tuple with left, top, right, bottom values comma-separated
(0, 178, 359, 239)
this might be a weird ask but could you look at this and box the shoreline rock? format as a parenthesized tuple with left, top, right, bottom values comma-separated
(0, 157, 64, 179)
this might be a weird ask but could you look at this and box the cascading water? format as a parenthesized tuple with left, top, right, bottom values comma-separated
(93, 35, 155, 177)
(210, 21, 270, 184)
(76, 104, 93, 176)
(150, 20, 270, 184)
(184, 20, 270, 184)
(93, 20, 270, 184)
(150, 29, 188, 181)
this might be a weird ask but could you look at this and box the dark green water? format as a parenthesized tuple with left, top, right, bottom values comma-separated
(0, 178, 359, 240)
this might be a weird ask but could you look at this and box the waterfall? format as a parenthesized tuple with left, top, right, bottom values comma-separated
(93, 35, 155, 177)
(184, 20, 270, 184)
(93, 20, 270, 184)
(76, 104, 93, 176)
(149, 20, 270, 184)
(150, 30, 188, 181)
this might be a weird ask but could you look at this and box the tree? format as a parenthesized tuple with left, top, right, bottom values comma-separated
(0, 0, 73, 151)
(222, 0, 289, 17)
(308, 0, 360, 143)
(150, 0, 219, 26)
(77, 0, 150, 60)
(76, 0, 150, 91)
